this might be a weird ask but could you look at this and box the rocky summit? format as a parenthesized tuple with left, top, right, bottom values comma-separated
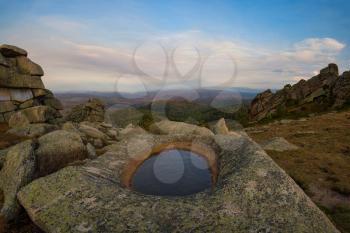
(249, 64, 350, 121)
(0, 45, 342, 232)
(0, 44, 62, 128)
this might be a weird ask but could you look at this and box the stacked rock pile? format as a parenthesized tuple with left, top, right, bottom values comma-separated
(64, 98, 105, 123)
(0, 44, 62, 125)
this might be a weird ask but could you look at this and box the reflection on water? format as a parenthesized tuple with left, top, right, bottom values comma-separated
(132, 149, 212, 196)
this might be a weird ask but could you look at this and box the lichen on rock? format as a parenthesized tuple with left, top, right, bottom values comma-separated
(17, 133, 339, 232)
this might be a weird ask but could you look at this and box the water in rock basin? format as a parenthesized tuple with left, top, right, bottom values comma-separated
(132, 149, 212, 196)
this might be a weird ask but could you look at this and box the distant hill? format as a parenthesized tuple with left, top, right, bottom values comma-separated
(56, 87, 259, 111)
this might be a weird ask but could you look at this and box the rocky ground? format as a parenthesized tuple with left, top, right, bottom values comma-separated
(246, 109, 350, 233)
(0, 45, 348, 232)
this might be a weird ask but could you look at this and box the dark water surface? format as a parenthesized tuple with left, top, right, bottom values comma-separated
(132, 149, 212, 196)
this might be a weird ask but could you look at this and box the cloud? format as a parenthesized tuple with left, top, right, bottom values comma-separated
(39, 16, 87, 32)
(281, 38, 345, 63)
(0, 13, 347, 92)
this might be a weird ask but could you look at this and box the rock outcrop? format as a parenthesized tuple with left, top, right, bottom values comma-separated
(64, 98, 105, 123)
(17, 132, 339, 232)
(249, 64, 350, 121)
(149, 120, 214, 136)
(0, 44, 62, 125)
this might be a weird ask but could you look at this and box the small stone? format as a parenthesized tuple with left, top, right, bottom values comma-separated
(106, 129, 118, 139)
(79, 124, 108, 140)
(0, 44, 27, 57)
(32, 89, 53, 98)
(0, 101, 17, 113)
(93, 138, 104, 148)
(9, 88, 33, 102)
(0, 88, 11, 101)
(19, 99, 38, 109)
(101, 122, 113, 128)
(86, 143, 97, 159)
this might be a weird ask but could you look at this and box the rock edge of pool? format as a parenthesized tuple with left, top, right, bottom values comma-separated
(17, 132, 339, 233)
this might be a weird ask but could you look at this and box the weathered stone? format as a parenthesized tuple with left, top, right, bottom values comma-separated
(35, 130, 87, 177)
(19, 99, 37, 109)
(149, 120, 214, 136)
(332, 71, 350, 108)
(8, 111, 30, 128)
(8, 106, 60, 128)
(0, 113, 5, 123)
(106, 129, 118, 139)
(86, 143, 97, 159)
(7, 123, 57, 138)
(211, 118, 229, 135)
(0, 53, 9, 67)
(3, 111, 15, 122)
(65, 98, 105, 123)
(18, 133, 339, 233)
(16, 56, 44, 76)
(0, 44, 27, 57)
(0, 71, 44, 89)
(101, 122, 113, 128)
(92, 138, 104, 148)
(0, 65, 10, 83)
(0, 101, 17, 113)
(79, 124, 108, 140)
(9, 88, 33, 102)
(320, 63, 339, 76)
(117, 123, 148, 140)
(0, 148, 10, 169)
(0, 140, 36, 221)
(260, 137, 299, 152)
(43, 97, 63, 110)
(0, 88, 11, 101)
(31, 89, 53, 98)
(249, 64, 346, 121)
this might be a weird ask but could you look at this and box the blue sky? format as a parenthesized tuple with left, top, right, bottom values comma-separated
(1, 0, 349, 92)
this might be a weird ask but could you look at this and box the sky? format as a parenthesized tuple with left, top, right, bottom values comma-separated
(0, 0, 349, 93)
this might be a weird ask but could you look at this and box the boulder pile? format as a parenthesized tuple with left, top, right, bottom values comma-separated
(249, 64, 350, 121)
(0, 44, 62, 126)
(64, 98, 105, 123)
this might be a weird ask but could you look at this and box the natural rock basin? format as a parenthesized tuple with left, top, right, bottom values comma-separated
(17, 133, 339, 233)
(132, 149, 212, 196)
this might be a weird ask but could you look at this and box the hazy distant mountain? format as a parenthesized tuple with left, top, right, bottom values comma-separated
(56, 87, 261, 111)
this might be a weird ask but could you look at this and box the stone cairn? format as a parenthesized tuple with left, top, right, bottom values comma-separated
(0, 44, 62, 126)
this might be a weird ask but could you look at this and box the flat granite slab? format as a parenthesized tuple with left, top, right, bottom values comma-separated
(17, 133, 339, 233)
